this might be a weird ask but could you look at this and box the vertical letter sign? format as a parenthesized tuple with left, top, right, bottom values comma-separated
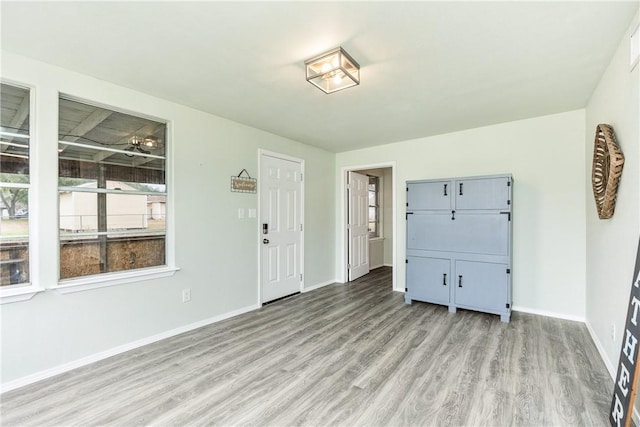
(611, 238, 640, 427)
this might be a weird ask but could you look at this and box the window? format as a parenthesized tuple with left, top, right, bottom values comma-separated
(368, 175, 380, 238)
(58, 97, 167, 281)
(0, 83, 31, 287)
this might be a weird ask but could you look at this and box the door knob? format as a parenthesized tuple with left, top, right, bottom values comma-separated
(263, 239, 269, 244)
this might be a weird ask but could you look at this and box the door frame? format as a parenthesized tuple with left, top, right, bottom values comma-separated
(257, 149, 305, 305)
(340, 161, 398, 291)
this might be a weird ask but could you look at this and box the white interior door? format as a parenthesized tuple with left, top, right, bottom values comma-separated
(348, 171, 369, 281)
(260, 153, 303, 303)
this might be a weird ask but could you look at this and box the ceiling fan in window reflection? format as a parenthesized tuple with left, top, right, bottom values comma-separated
(126, 135, 159, 156)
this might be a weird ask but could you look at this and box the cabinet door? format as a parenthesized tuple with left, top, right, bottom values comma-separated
(454, 177, 511, 210)
(407, 256, 450, 305)
(407, 181, 451, 210)
(454, 261, 508, 312)
(451, 212, 510, 256)
(407, 212, 456, 252)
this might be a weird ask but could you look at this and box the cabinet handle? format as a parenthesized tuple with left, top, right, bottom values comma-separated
(443, 184, 448, 196)
(451, 210, 455, 220)
(458, 275, 463, 287)
(443, 273, 447, 286)
(459, 183, 463, 195)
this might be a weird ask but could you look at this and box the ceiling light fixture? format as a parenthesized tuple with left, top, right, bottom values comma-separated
(127, 135, 158, 155)
(305, 47, 360, 94)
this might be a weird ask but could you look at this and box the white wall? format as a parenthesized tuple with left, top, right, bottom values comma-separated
(0, 52, 336, 385)
(336, 110, 587, 318)
(585, 14, 640, 377)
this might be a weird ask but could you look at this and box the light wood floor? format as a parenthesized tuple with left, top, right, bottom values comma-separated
(1, 267, 613, 426)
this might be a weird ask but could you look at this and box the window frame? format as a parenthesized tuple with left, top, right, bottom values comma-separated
(0, 79, 43, 303)
(52, 94, 177, 293)
(368, 175, 383, 240)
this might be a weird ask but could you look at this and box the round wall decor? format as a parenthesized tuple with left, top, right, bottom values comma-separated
(592, 124, 624, 219)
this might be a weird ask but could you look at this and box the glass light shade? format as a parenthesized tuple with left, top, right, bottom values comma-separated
(305, 47, 360, 94)
(129, 135, 158, 150)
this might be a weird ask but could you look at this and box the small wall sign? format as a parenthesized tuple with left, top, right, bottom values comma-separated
(610, 238, 640, 427)
(231, 169, 257, 193)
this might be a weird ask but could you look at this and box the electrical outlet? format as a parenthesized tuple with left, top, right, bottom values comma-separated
(182, 288, 191, 303)
(611, 323, 616, 341)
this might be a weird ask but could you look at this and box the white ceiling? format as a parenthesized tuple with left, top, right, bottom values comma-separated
(1, 1, 637, 153)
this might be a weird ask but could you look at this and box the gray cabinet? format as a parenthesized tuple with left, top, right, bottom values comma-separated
(406, 256, 450, 305)
(405, 174, 512, 322)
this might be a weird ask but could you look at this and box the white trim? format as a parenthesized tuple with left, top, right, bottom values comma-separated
(303, 279, 336, 293)
(512, 305, 585, 322)
(58, 186, 166, 196)
(54, 266, 180, 294)
(0, 303, 260, 393)
(0, 182, 30, 189)
(340, 162, 397, 290)
(0, 284, 44, 304)
(370, 263, 385, 270)
(257, 149, 305, 305)
(584, 320, 616, 379)
(369, 237, 385, 242)
(585, 320, 640, 426)
(0, 131, 30, 139)
(383, 263, 393, 267)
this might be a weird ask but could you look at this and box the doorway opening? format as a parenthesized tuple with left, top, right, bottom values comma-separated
(341, 163, 397, 290)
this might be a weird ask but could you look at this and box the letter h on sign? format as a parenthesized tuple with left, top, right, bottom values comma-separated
(611, 238, 640, 427)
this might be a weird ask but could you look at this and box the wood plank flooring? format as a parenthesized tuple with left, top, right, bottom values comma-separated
(1, 267, 613, 426)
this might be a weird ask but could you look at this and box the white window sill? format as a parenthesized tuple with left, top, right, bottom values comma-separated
(54, 266, 180, 294)
(1, 284, 45, 304)
(369, 237, 385, 242)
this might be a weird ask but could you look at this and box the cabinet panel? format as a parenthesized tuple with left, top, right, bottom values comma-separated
(452, 213, 509, 255)
(407, 181, 451, 210)
(454, 260, 508, 312)
(407, 256, 450, 305)
(407, 212, 456, 252)
(455, 177, 510, 210)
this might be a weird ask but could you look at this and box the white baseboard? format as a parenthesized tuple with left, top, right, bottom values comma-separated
(585, 320, 640, 426)
(584, 320, 616, 378)
(370, 263, 384, 270)
(303, 279, 337, 293)
(383, 263, 393, 267)
(0, 303, 260, 393)
(512, 305, 585, 322)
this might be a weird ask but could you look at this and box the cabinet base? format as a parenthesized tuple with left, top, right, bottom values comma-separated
(404, 297, 511, 323)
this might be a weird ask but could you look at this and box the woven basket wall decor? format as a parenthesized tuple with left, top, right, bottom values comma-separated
(592, 124, 624, 219)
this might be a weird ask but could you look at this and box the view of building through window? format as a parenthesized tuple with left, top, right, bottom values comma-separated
(0, 83, 31, 286)
(58, 97, 167, 279)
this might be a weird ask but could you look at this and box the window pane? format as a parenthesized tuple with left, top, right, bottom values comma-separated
(59, 97, 167, 280)
(369, 191, 376, 206)
(1, 84, 30, 178)
(1, 83, 30, 286)
(0, 241, 29, 285)
(60, 236, 166, 280)
(369, 206, 377, 222)
(59, 191, 166, 234)
(368, 222, 377, 236)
